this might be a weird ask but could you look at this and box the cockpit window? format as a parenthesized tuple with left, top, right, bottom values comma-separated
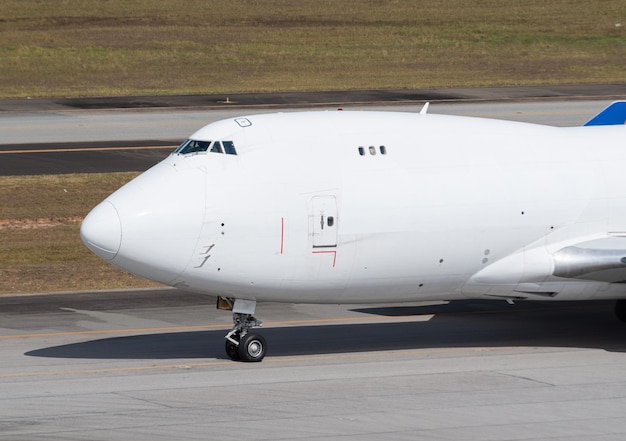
(222, 141, 237, 155)
(175, 139, 211, 154)
(174, 139, 238, 155)
(210, 141, 223, 153)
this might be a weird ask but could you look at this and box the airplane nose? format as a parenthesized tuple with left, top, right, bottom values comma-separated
(80, 201, 122, 261)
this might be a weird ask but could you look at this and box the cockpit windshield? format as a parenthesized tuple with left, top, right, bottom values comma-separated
(174, 139, 210, 154)
(174, 139, 237, 155)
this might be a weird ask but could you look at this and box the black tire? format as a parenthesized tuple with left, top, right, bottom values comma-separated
(615, 299, 626, 322)
(225, 340, 240, 361)
(238, 333, 267, 362)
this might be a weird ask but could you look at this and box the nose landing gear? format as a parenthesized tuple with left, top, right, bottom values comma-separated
(219, 297, 267, 362)
(224, 312, 266, 362)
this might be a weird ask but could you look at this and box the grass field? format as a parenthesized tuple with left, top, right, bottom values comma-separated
(1, 1, 625, 293)
(0, 173, 161, 294)
(1, 0, 625, 98)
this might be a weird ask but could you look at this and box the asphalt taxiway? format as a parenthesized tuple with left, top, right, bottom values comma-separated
(2, 290, 626, 440)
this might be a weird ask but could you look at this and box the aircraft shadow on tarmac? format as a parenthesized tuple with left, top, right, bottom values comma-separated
(25, 301, 626, 360)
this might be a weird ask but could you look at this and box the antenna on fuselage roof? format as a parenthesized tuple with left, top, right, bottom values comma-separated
(420, 102, 430, 114)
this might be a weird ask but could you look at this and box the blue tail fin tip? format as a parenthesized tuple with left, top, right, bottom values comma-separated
(584, 101, 626, 126)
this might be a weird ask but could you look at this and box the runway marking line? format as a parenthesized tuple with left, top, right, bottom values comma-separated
(0, 361, 232, 378)
(0, 324, 226, 340)
(0, 314, 434, 340)
(0, 145, 176, 154)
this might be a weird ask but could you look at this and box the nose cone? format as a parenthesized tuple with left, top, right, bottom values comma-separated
(81, 159, 208, 285)
(80, 201, 122, 261)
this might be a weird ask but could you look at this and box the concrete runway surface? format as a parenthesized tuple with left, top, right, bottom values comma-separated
(1, 290, 626, 440)
(3, 95, 626, 439)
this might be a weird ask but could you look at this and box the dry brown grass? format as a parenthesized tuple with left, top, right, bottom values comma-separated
(0, 0, 624, 98)
(0, 173, 160, 294)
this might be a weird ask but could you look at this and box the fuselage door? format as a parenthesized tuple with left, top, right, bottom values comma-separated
(311, 196, 338, 248)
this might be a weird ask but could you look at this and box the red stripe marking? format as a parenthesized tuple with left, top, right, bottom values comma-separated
(280, 217, 284, 254)
(312, 250, 337, 267)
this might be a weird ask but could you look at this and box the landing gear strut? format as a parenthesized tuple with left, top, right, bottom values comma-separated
(219, 298, 267, 362)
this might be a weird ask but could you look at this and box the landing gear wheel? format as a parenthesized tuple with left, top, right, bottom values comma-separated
(238, 333, 267, 362)
(224, 310, 264, 362)
(225, 339, 240, 361)
(615, 299, 626, 322)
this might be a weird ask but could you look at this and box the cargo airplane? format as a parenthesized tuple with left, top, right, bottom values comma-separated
(81, 101, 626, 362)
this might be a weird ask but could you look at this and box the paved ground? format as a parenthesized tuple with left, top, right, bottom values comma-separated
(1, 290, 626, 440)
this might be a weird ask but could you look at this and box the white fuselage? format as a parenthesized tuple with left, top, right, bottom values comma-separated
(81, 111, 626, 304)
